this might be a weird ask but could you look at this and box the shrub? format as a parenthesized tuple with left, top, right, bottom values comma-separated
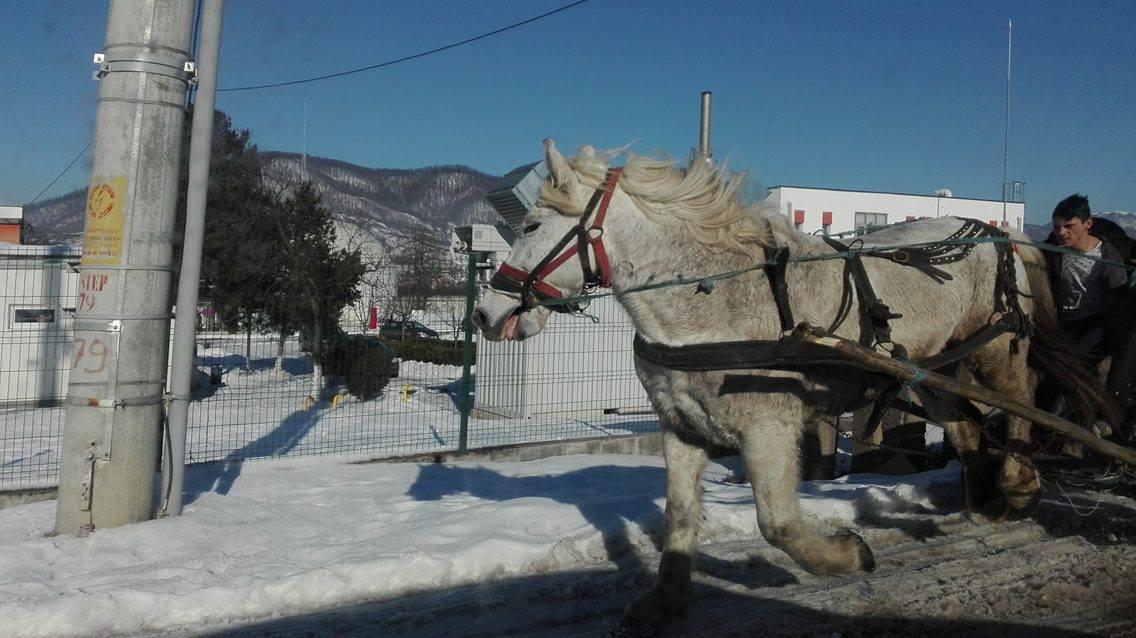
(323, 331, 398, 401)
(381, 336, 474, 366)
(344, 345, 394, 402)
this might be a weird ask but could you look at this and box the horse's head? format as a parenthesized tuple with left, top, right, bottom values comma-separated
(473, 139, 621, 341)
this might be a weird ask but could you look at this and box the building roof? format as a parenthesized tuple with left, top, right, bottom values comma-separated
(485, 161, 548, 231)
(767, 185, 1022, 206)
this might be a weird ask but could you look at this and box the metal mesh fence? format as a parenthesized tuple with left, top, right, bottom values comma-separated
(1, 245, 80, 489)
(473, 296, 657, 445)
(2, 259, 659, 492)
(185, 330, 468, 464)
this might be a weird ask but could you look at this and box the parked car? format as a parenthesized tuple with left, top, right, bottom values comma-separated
(379, 319, 440, 339)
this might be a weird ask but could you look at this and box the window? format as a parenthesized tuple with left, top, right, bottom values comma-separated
(854, 212, 888, 235)
(10, 307, 56, 328)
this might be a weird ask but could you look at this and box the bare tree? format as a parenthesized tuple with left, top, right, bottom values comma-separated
(388, 229, 450, 339)
(340, 226, 395, 332)
(432, 268, 468, 344)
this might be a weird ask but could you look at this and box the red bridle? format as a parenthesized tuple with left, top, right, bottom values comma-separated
(490, 168, 622, 312)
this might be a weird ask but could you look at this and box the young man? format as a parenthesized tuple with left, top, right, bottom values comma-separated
(1044, 194, 1135, 439)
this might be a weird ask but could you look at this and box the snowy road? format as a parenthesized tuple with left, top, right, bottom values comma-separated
(185, 485, 1136, 638)
(4, 454, 1133, 638)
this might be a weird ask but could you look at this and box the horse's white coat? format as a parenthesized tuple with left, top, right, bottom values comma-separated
(474, 140, 1053, 626)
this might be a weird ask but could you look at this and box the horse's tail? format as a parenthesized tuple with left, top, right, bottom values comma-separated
(1018, 241, 1120, 428)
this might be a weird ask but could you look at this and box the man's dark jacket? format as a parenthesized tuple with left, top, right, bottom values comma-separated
(1042, 216, 1134, 306)
(1044, 217, 1136, 430)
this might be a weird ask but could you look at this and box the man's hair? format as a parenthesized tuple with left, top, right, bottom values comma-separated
(1052, 193, 1091, 221)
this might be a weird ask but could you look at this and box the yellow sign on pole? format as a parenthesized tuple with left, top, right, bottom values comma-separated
(83, 176, 126, 265)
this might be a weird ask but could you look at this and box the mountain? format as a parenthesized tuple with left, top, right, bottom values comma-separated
(23, 153, 504, 254)
(1022, 211, 1136, 242)
(261, 153, 501, 254)
(22, 190, 86, 245)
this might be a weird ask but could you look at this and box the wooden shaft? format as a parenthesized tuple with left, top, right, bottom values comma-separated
(797, 329, 1136, 468)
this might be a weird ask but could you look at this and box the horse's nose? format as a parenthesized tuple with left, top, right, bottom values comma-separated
(471, 308, 489, 332)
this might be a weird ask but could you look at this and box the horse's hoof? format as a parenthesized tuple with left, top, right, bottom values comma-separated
(852, 532, 876, 572)
(621, 582, 689, 631)
(998, 491, 1040, 521)
(998, 454, 1041, 518)
(834, 529, 876, 573)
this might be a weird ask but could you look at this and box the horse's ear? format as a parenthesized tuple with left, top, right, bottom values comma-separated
(544, 139, 574, 189)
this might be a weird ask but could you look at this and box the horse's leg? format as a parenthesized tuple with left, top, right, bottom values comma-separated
(971, 341, 1041, 517)
(921, 365, 998, 516)
(801, 416, 836, 480)
(939, 415, 999, 515)
(623, 424, 708, 625)
(849, 405, 883, 472)
(741, 419, 875, 575)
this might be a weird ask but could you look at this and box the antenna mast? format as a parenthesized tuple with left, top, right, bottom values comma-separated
(1002, 19, 1012, 225)
(302, 98, 308, 179)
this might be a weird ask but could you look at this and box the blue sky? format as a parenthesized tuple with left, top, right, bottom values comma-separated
(3, 0, 1133, 223)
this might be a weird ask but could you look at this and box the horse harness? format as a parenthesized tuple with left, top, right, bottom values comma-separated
(490, 168, 623, 313)
(633, 218, 1031, 433)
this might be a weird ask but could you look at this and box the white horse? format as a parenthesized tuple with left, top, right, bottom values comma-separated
(473, 140, 1104, 628)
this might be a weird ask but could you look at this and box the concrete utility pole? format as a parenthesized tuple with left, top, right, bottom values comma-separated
(55, 0, 196, 536)
(163, 0, 224, 518)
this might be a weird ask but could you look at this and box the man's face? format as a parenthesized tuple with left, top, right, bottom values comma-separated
(1052, 216, 1093, 250)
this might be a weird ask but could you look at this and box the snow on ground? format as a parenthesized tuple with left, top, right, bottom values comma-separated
(0, 453, 960, 638)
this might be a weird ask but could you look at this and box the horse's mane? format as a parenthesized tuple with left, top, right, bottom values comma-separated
(540, 148, 777, 253)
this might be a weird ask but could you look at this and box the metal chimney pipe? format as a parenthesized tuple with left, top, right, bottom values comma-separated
(699, 91, 712, 159)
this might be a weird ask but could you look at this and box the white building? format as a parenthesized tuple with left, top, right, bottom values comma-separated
(763, 186, 1025, 236)
(0, 244, 80, 405)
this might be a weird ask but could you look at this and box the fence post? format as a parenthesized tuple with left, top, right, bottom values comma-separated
(457, 252, 478, 451)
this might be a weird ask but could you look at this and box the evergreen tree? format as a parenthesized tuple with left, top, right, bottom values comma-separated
(174, 108, 278, 369)
(266, 181, 364, 396)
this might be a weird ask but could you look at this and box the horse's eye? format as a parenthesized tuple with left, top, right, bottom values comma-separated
(524, 223, 541, 234)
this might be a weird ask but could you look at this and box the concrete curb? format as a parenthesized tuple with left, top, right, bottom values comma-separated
(0, 487, 56, 510)
(354, 432, 664, 465)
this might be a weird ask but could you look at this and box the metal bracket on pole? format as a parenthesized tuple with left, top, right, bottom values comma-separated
(73, 320, 123, 333)
(77, 263, 177, 273)
(79, 446, 97, 511)
(78, 403, 114, 508)
(77, 313, 172, 322)
(67, 395, 164, 408)
(93, 51, 197, 83)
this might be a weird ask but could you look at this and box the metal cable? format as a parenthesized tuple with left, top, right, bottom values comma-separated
(218, 0, 593, 92)
(26, 140, 93, 206)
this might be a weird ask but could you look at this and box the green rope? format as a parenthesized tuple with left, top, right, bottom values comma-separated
(538, 234, 1136, 310)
